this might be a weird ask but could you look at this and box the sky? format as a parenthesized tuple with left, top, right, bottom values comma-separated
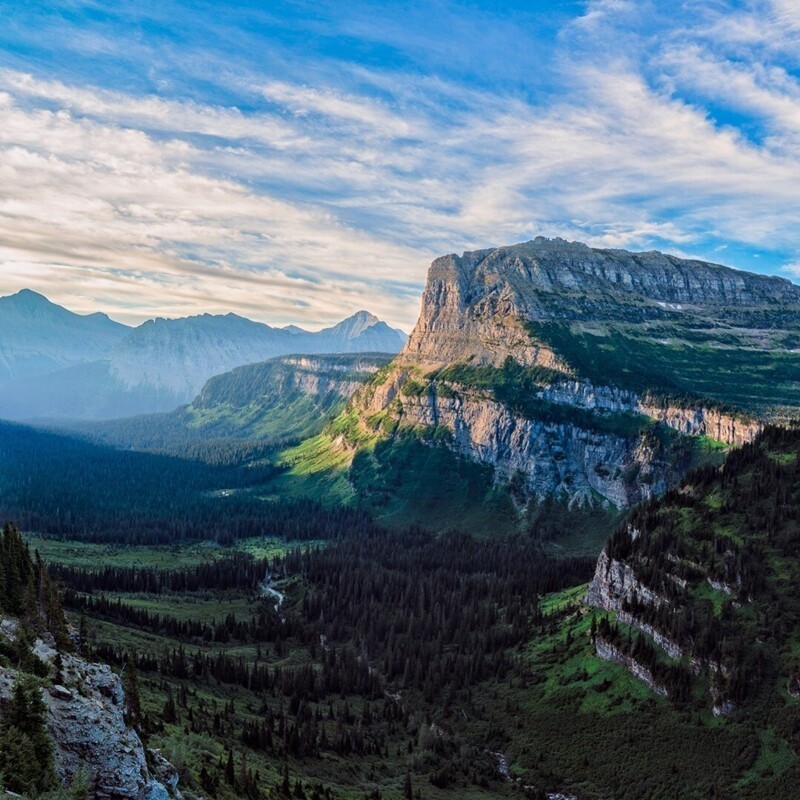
(1, 0, 800, 329)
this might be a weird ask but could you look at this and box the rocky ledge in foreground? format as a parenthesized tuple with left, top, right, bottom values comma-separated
(0, 619, 179, 800)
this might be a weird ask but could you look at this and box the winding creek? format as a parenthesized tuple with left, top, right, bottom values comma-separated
(260, 569, 286, 622)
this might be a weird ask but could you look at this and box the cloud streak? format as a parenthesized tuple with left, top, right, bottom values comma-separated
(0, 1, 798, 328)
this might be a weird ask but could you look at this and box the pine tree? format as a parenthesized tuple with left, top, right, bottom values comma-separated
(123, 657, 143, 733)
(0, 726, 40, 793)
(0, 677, 57, 793)
(78, 611, 89, 656)
(68, 767, 90, 800)
(280, 761, 291, 796)
(225, 749, 235, 785)
(54, 651, 65, 685)
(162, 687, 177, 724)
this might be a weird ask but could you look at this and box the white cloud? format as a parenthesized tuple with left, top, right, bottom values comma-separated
(0, 89, 428, 328)
(2, 1, 800, 328)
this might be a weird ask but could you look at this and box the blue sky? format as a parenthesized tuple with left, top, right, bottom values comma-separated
(0, 1, 799, 328)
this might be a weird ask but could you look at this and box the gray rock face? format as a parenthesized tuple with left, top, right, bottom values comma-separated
(0, 624, 177, 800)
(594, 638, 668, 697)
(401, 237, 800, 369)
(586, 545, 669, 611)
(392, 389, 679, 509)
(539, 380, 762, 447)
(44, 654, 166, 800)
(616, 611, 685, 660)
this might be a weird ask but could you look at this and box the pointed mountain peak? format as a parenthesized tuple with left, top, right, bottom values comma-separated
(349, 310, 380, 324)
(0, 289, 73, 321)
(4, 288, 55, 307)
(323, 310, 381, 339)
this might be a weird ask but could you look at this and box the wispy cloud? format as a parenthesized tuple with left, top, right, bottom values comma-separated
(0, 1, 798, 328)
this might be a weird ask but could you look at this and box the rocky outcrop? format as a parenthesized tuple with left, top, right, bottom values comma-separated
(539, 380, 761, 447)
(586, 530, 743, 704)
(0, 624, 178, 800)
(616, 611, 685, 660)
(638, 398, 760, 446)
(586, 547, 668, 611)
(712, 699, 737, 717)
(594, 638, 668, 697)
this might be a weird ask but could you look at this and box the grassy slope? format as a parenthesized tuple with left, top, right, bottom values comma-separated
(529, 321, 800, 416)
(268, 424, 522, 538)
(183, 392, 347, 443)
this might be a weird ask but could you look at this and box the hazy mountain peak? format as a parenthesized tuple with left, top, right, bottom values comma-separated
(1, 288, 62, 315)
(10, 287, 50, 302)
(0, 289, 129, 383)
(322, 310, 381, 339)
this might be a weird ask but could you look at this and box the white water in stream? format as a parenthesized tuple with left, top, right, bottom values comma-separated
(260, 570, 285, 622)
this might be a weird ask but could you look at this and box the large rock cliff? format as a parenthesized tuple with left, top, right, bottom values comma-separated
(0, 620, 178, 800)
(400, 237, 800, 370)
(282, 239, 800, 535)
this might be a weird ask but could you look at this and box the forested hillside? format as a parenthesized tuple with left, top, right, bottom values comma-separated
(588, 425, 800, 715)
(0, 421, 377, 544)
(60, 353, 392, 456)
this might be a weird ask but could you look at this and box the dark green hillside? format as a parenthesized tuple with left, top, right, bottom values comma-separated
(0, 422, 380, 544)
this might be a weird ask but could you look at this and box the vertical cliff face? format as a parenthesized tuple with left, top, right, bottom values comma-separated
(399, 247, 563, 369)
(336, 238, 800, 515)
(377, 388, 687, 508)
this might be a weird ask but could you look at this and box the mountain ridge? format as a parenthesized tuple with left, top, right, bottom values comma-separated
(58, 352, 394, 454)
(270, 238, 800, 540)
(0, 292, 407, 420)
(0, 289, 130, 383)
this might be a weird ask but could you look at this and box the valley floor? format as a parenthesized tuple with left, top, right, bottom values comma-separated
(27, 531, 800, 800)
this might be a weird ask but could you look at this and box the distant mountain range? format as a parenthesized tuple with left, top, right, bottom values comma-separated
(0, 291, 406, 420)
(0, 289, 129, 380)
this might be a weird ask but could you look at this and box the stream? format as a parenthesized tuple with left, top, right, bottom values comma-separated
(260, 569, 285, 622)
